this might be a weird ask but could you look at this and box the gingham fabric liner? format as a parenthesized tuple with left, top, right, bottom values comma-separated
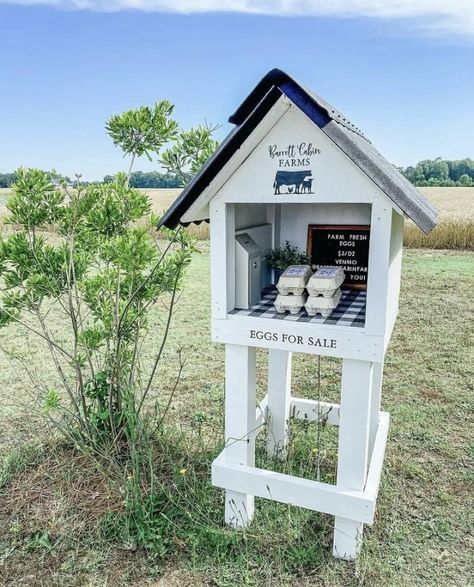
(229, 287, 366, 327)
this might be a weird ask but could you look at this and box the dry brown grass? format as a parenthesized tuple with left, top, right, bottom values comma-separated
(2, 187, 474, 247)
(404, 220, 474, 250)
(417, 187, 474, 222)
(0, 445, 122, 536)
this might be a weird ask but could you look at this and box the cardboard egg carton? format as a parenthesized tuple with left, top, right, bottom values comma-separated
(274, 292, 308, 315)
(305, 288, 342, 317)
(276, 265, 313, 296)
(307, 266, 345, 298)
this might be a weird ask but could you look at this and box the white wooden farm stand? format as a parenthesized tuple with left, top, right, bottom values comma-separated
(159, 69, 438, 560)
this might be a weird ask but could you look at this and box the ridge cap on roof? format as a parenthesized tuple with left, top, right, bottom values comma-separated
(229, 68, 368, 141)
(228, 68, 290, 124)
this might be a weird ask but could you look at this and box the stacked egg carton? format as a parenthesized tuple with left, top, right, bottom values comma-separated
(273, 265, 345, 318)
(274, 265, 312, 315)
(305, 266, 345, 317)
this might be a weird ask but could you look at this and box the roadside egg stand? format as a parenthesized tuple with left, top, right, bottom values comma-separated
(158, 69, 438, 559)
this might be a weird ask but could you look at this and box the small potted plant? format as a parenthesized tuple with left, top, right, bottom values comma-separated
(266, 241, 310, 282)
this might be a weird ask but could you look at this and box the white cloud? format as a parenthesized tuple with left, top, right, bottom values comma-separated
(2, 0, 474, 35)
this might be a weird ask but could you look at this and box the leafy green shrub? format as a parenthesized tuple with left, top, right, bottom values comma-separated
(0, 169, 195, 452)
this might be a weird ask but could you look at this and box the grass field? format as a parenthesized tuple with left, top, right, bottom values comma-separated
(1, 185, 474, 232)
(0, 246, 473, 586)
(2, 186, 474, 219)
(141, 186, 474, 248)
(416, 187, 474, 221)
(150, 187, 474, 249)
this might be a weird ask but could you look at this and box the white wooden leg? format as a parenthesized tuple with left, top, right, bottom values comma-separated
(369, 361, 384, 457)
(224, 344, 256, 529)
(266, 349, 292, 458)
(333, 359, 373, 560)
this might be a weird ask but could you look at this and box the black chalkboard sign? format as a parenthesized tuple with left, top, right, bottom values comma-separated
(306, 225, 370, 289)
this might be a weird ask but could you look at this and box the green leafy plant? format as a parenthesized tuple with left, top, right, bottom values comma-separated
(106, 105, 218, 187)
(265, 241, 310, 271)
(160, 122, 220, 186)
(0, 168, 195, 453)
(106, 101, 179, 179)
(0, 98, 221, 563)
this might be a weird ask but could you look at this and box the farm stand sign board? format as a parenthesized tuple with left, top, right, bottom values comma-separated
(307, 225, 370, 289)
(157, 68, 439, 562)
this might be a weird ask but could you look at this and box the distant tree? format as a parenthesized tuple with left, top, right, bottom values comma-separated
(128, 171, 182, 189)
(459, 173, 472, 186)
(0, 172, 18, 188)
(400, 157, 474, 187)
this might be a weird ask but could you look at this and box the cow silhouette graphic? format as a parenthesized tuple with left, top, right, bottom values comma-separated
(273, 170, 313, 194)
(301, 178, 313, 193)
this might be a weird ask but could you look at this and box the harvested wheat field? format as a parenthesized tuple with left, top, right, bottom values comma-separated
(417, 187, 474, 222)
(1, 186, 474, 247)
(144, 187, 474, 249)
(145, 187, 474, 222)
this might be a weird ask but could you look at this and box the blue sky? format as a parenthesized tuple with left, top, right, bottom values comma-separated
(0, 1, 473, 180)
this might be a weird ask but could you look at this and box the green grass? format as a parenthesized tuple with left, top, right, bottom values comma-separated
(0, 248, 473, 586)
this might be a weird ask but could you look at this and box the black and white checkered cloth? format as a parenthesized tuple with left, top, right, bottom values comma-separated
(229, 287, 366, 327)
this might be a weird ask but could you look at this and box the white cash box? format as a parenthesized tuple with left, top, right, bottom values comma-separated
(307, 266, 345, 298)
(276, 265, 313, 295)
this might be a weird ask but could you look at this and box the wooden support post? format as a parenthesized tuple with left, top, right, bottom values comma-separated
(365, 198, 393, 336)
(224, 344, 257, 529)
(209, 199, 235, 318)
(333, 359, 373, 560)
(266, 349, 292, 458)
(369, 361, 384, 457)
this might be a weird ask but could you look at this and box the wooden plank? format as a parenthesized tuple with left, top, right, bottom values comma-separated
(222, 192, 376, 205)
(224, 344, 256, 528)
(290, 397, 340, 426)
(266, 349, 292, 458)
(369, 361, 384, 457)
(210, 200, 235, 318)
(333, 359, 373, 560)
(212, 455, 375, 524)
(385, 210, 404, 345)
(212, 316, 385, 362)
(365, 411, 390, 500)
(365, 197, 392, 335)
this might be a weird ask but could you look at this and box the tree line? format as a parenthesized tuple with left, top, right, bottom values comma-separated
(2, 157, 474, 189)
(398, 158, 474, 187)
(0, 170, 184, 189)
(104, 171, 185, 188)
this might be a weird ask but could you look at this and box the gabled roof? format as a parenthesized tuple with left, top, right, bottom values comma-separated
(159, 68, 438, 233)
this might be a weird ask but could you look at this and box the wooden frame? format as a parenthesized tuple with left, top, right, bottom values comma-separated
(212, 378, 390, 527)
(212, 315, 385, 362)
(306, 224, 371, 290)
